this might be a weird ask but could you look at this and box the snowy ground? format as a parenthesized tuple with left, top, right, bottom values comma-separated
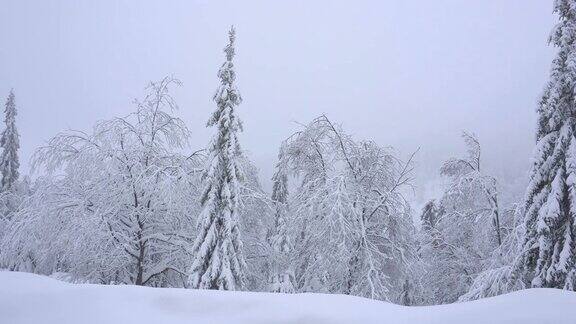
(1, 271, 575, 324)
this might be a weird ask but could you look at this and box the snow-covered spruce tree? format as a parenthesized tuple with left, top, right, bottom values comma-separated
(0, 90, 20, 193)
(420, 200, 442, 236)
(0, 90, 22, 260)
(188, 26, 247, 290)
(268, 146, 295, 293)
(515, 0, 576, 290)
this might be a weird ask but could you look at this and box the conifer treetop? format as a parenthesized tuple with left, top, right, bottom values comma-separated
(0, 89, 20, 192)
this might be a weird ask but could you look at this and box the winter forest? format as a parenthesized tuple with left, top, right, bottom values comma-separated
(1, 0, 576, 318)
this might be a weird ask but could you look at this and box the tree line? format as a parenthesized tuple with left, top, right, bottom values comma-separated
(1, 2, 576, 305)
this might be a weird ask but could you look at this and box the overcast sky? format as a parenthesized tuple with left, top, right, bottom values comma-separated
(0, 0, 557, 207)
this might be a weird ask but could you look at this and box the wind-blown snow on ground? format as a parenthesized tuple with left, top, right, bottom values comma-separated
(1, 271, 575, 324)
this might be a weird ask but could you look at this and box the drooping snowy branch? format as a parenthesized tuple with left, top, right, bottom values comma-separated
(1, 77, 202, 286)
(278, 115, 416, 301)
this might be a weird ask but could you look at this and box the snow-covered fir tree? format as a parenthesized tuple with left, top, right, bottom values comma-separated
(268, 146, 295, 293)
(0, 90, 20, 192)
(516, 0, 576, 290)
(188, 26, 247, 290)
(0, 90, 22, 247)
(420, 200, 442, 235)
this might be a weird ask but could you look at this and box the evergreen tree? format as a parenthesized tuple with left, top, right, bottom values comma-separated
(0, 90, 20, 192)
(399, 279, 412, 306)
(420, 200, 440, 233)
(269, 146, 295, 293)
(516, 0, 576, 290)
(420, 199, 443, 248)
(189, 26, 247, 290)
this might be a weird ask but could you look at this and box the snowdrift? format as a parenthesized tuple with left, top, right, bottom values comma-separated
(1, 271, 575, 324)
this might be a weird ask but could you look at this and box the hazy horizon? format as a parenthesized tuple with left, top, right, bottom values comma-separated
(0, 0, 557, 209)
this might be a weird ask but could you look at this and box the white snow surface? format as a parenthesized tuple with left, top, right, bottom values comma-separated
(1, 271, 575, 324)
